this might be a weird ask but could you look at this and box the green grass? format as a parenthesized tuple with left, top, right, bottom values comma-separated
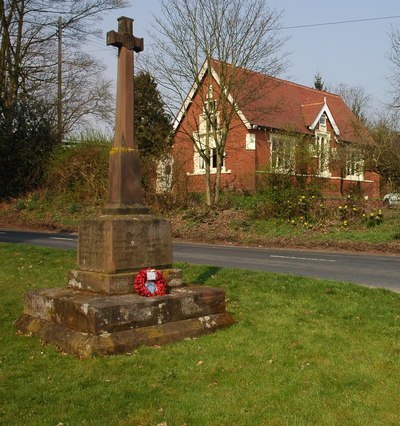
(1, 243, 399, 425)
(0, 191, 103, 229)
(246, 209, 400, 246)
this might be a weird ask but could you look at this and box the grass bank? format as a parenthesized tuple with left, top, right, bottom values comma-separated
(1, 191, 400, 253)
(1, 243, 399, 425)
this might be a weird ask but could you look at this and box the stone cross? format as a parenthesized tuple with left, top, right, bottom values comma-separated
(104, 16, 147, 214)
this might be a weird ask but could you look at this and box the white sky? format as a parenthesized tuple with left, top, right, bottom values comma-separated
(88, 0, 400, 117)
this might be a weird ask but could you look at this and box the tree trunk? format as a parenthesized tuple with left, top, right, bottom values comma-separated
(205, 162, 212, 206)
(214, 155, 222, 205)
(0, 0, 15, 106)
(9, 0, 25, 106)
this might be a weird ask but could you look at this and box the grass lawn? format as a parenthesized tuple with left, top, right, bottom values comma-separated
(1, 243, 400, 425)
(248, 209, 400, 244)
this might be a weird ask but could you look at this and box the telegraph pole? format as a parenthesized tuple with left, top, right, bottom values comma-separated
(57, 16, 62, 144)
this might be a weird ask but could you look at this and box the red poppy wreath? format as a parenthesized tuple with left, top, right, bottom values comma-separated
(134, 268, 168, 297)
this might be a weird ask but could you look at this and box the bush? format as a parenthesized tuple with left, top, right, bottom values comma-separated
(363, 209, 384, 227)
(251, 174, 323, 223)
(45, 132, 110, 204)
(0, 95, 57, 199)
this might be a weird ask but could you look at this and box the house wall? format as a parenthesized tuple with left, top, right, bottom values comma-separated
(173, 79, 258, 193)
(321, 172, 380, 198)
(173, 80, 380, 198)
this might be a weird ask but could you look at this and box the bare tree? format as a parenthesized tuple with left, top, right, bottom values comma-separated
(57, 52, 114, 135)
(389, 26, 400, 110)
(368, 115, 400, 190)
(148, 0, 287, 205)
(333, 83, 371, 123)
(0, 0, 126, 134)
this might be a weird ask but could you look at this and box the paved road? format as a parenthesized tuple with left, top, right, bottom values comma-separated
(1, 228, 399, 291)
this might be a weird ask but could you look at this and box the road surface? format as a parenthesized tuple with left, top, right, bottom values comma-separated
(0, 228, 399, 291)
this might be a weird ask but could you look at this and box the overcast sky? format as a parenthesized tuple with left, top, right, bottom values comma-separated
(88, 0, 400, 117)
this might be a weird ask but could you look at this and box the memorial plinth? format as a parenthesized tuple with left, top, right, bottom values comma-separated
(16, 16, 234, 357)
(16, 208, 234, 356)
(16, 286, 234, 357)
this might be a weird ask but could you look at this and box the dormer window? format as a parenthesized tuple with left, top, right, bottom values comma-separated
(319, 114, 327, 128)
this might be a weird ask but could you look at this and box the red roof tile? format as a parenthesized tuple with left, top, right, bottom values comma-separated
(211, 60, 368, 143)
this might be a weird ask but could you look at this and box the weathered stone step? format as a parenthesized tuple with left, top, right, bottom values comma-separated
(16, 311, 235, 357)
(23, 285, 227, 335)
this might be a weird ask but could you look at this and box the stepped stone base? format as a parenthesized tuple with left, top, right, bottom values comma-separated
(16, 285, 235, 357)
(16, 213, 234, 356)
(67, 268, 183, 295)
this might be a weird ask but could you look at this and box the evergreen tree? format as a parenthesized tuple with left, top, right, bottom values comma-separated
(134, 71, 173, 156)
(0, 93, 57, 198)
(314, 73, 326, 91)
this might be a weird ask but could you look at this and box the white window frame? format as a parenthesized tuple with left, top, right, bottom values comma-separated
(190, 98, 230, 175)
(270, 134, 295, 173)
(314, 131, 331, 178)
(345, 149, 364, 180)
(192, 137, 228, 175)
(246, 133, 256, 150)
(319, 114, 327, 130)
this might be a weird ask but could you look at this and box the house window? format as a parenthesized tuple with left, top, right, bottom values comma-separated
(197, 147, 221, 170)
(202, 85, 218, 133)
(319, 114, 327, 128)
(270, 135, 295, 173)
(199, 100, 219, 134)
(194, 143, 225, 173)
(246, 133, 256, 150)
(192, 99, 226, 174)
(314, 134, 331, 177)
(346, 149, 364, 180)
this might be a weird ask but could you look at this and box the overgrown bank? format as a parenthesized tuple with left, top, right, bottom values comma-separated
(1, 190, 400, 254)
(1, 134, 399, 253)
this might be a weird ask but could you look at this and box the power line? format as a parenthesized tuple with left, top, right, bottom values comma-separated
(280, 15, 400, 30)
(86, 38, 107, 49)
(142, 14, 400, 48)
(87, 14, 400, 50)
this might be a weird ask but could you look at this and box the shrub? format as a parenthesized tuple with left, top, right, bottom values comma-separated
(45, 132, 110, 204)
(15, 200, 26, 211)
(363, 209, 384, 227)
(0, 95, 57, 199)
(251, 173, 323, 223)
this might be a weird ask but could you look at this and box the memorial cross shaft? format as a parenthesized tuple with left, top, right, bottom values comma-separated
(104, 16, 147, 214)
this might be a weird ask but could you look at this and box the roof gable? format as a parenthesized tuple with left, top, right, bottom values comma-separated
(173, 61, 209, 131)
(307, 98, 340, 135)
(173, 60, 252, 132)
(174, 60, 366, 143)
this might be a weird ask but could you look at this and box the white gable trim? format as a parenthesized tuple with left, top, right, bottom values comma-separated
(173, 62, 252, 131)
(211, 68, 252, 130)
(229, 96, 252, 130)
(309, 98, 340, 136)
(173, 62, 208, 131)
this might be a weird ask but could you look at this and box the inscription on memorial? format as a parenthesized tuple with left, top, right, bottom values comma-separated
(78, 216, 172, 273)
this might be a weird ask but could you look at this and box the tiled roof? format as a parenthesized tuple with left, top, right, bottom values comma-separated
(211, 60, 367, 143)
(302, 102, 325, 127)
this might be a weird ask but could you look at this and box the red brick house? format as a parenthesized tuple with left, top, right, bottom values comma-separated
(172, 60, 380, 197)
